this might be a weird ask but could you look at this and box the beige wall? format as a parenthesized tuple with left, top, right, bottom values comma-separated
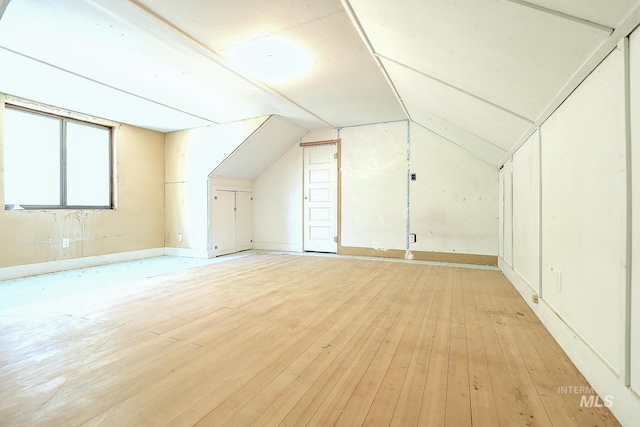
(0, 95, 165, 268)
(164, 118, 267, 254)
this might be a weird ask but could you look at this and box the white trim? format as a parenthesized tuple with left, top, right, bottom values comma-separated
(499, 258, 640, 427)
(253, 242, 303, 253)
(163, 247, 209, 259)
(0, 248, 164, 281)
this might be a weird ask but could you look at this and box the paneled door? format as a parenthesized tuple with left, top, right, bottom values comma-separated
(303, 144, 337, 253)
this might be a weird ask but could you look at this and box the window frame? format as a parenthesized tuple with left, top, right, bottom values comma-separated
(4, 104, 114, 210)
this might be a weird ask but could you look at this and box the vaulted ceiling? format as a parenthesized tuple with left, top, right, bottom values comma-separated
(1, 0, 639, 166)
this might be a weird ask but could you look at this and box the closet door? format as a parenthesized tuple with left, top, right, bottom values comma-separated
(212, 190, 236, 255)
(235, 191, 252, 250)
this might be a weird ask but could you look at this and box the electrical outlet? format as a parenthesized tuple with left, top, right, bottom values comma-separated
(409, 233, 417, 243)
(178, 233, 183, 242)
(531, 294, 539, 304)
(62, 238, 69, 248)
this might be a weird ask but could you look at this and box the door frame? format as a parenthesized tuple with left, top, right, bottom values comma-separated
(300, 139, 341, 251)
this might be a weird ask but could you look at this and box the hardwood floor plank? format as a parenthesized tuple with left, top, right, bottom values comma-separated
(249, 264, 401, 427)
(444, 267, 472, 427)
(283, 270, 411, 426)
(199, 267, 394, 426)
(418, 266, 453, 426)
(180, 263, 389, 426)
(335, 265, 430, 426)
(460, 267, 500, 427)
(473, 269, 541, 426)
(362, 265, 436, 426)
(389, 266, 441, 426)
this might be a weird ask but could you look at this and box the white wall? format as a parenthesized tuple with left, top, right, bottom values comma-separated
(541, 47, 626, 375)
(251, 129, 339, 253)
(253, 123, 499, 259)
(252, 143, 304, 252)
(630, 29, 640, 398)
(502, 158, 513, 266)
(340, 122, 408, 251)
(499, 42, 640, 426)
(409, 124, 498, 256)
(512, 130, 540, 292)
(498, 167, 504, 259)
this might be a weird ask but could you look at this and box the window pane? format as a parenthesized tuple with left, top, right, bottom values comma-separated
(4, 108, 61, 206)
(66, 122, 111, 207)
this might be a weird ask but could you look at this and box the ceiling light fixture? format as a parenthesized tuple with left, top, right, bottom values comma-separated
(222, 34, 313, 85)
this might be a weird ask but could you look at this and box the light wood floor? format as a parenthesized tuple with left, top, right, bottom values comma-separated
(0, 254, 620, 426)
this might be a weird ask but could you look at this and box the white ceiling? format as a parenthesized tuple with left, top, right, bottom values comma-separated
(211, 115, 308, 180)
(1, 0, 639, 166)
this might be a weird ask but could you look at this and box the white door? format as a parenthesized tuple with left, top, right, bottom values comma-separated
(211, 189, 252, 256)
(304, 144, 337, 253)
(212, 190, 236, 255)
(235, 191, 252, 250)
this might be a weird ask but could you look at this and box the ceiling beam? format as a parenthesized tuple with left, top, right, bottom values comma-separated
(505, 0, 613, 33)
(126, 0, 335, 129)
(340, 0, 412, 122)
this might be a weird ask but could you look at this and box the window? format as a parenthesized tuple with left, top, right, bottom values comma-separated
(4, 106, 112, 209)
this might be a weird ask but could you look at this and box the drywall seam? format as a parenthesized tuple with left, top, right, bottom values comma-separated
(405, 120, 411, 256)
(411, 121, 503, 168)
(504, 0, 613, 32)
(377, 54, 535, 123)
(339, 0, 411, 121)
(623, 36, 633, 387)
(510, 157, 514, 272)
(0, 93, 5, 207)
(538, 126, 543, 298)
(337, 118, 409, 130)
(0, 46, 219, 127)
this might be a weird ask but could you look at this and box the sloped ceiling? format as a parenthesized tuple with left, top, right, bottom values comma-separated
(1, 0, 640, 166)
(211, 115, 308, 180)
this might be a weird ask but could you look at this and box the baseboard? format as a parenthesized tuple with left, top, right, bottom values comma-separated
(411, 250, 497, 265)
(252, 242, 303, 252)
(499, 258, 640, 427)
(338, 246, 406, 259)
(338, 246, 497, 266)
(164, 247, 210, 259)
(0, 248, 165, 281)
